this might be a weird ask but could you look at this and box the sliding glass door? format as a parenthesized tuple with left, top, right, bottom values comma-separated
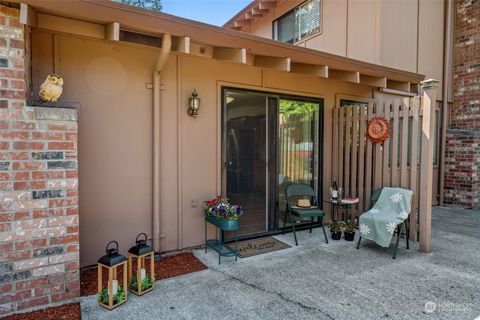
(223, 88, 322, 238)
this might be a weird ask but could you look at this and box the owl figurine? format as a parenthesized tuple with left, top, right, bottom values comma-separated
(39, 74, 64, 103)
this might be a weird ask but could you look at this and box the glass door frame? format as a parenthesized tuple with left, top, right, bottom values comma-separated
(221, 86, 324, 239)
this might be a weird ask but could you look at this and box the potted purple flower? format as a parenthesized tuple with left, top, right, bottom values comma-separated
(204, 196, 244, 231)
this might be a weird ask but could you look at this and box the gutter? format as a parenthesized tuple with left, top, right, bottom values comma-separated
(153, 33, 172, 252)
(439, 0, 453, 206)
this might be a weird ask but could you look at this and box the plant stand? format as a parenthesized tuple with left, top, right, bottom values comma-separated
(204, 215, 238, 264)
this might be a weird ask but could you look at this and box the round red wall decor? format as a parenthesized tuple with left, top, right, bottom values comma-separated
(367, 117, 390, 143)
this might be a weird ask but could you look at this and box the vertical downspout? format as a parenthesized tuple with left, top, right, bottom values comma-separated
(439, 0, 453, 206)
(153, 34, 172, 252)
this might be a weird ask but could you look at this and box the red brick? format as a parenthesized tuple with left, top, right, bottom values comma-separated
(0, 172, 11, 181)
(0, 89, 24, 99)
(66, 189, 78, 197)
(0, 284, 12, 293)
(32, 208, 65, 218)
(13, 162, 45, 170)
(48, 123, 77, 131)
(0, 151, 29, 160)
(51, 289, 79, 303)
(0, 223, 10, 232)
(10, 79, 24, 90)
(0, 242, 13, 252)
(34, 283, 65, 297)
(66, 207, 78, 215)
(66, 243, 79, 252)
(0, 131, 29, 140)
(31, 180, 46, 189)
(32, 132, 63, 140)
(49, 198, 77, 208)
(14, 172, 29, 180)
(13, 141, 44, 150)
(64, 133, 78, 141)
(50, 235, 79, 245)
(15, 238, 48, 250)
(0, 290, 31, 305)
(12, 121, 37, 130)
(67, 226, 79, 234)
(48, 142, 75, 150)
(13, 182, 28, 190)
(0, 69, 24, 79)
(32, 171, 64, 180)
(15, 277, 49, 290)
(10, 39, 23, 49)
(14, 211, 29, 220)
(66, 170, 78, 178)
(2, 250, 31, 261)
(17, 296, 49, 311)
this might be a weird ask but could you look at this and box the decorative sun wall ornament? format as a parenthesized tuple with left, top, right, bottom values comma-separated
(367, 117, 390, 143)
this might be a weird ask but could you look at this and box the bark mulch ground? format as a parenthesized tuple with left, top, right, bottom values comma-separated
(0, 302, 81, 320)
(0, 252, 206, 320)
(80, 251, 207, 296)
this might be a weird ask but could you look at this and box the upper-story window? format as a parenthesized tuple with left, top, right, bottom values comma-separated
(273, 0, 321, 44)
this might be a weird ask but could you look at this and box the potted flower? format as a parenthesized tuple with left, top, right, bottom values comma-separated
(343, 220, 356, 241)
(329, 220, 342, 240)
(204, 196, 244, 231)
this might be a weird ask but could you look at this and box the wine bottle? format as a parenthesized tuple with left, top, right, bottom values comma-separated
(331, 181, 338, 200)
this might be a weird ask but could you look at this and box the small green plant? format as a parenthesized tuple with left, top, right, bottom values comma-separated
(329, 220, 342, 233)
(130, 275, 155, 291)
(343, 220, 356, 234)
(98, 286, 125, 305)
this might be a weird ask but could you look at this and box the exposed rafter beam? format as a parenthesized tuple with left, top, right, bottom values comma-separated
(105, 22, 120, 41)
(387, 80, 411, 92)
(329, 70, 360, 83)
(360, 75, 387, 88)
(213, 47, 247, 64)
(252, 8, 269, 15)
(172, 36, 190, 54)
(234, 19, 252, 28)
(20, 3, 37, 27)
(254, 55, 290, 72)
(259, 1, 277, 10)
(290, 63, 328, 78)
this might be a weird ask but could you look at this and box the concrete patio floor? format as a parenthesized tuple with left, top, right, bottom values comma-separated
(80, 207, 480, 320)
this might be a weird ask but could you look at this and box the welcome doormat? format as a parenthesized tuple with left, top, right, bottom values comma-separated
(235, 237, 291, 258)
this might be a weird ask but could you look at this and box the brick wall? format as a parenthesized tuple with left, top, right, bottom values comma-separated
(450, 0, 480, 130)
(444, 0, 480, 207)
(444, 130, 480, 207)
(0, 4, 80, 315)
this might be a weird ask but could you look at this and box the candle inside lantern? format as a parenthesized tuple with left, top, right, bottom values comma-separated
(112, 279, 118, 295)
(140, 268, 146, 281)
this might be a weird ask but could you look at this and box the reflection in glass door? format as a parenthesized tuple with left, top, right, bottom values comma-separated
(224, 90, 275, 237)
(278, 99, 320, 228)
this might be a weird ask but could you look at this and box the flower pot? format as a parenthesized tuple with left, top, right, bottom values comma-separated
(205, 215, 239, 231)
(344, 231, 355, 241)
(331, 231, 342, 240)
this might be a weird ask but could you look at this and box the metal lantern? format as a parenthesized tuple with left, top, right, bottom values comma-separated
(97, 241, 128, 310)
(187, 89, 200, 118)
(128, 233, 155, 296)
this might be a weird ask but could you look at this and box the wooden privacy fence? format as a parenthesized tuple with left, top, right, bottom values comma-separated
(331, 81, 438, 252)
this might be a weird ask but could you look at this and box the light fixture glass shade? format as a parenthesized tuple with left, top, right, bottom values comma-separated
(188, 89, 200, 117)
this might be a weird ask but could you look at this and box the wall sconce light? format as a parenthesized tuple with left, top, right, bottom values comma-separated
(187, 89, 200, 118)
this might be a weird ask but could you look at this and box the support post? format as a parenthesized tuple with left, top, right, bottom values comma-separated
(419, 79, 440, 253)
